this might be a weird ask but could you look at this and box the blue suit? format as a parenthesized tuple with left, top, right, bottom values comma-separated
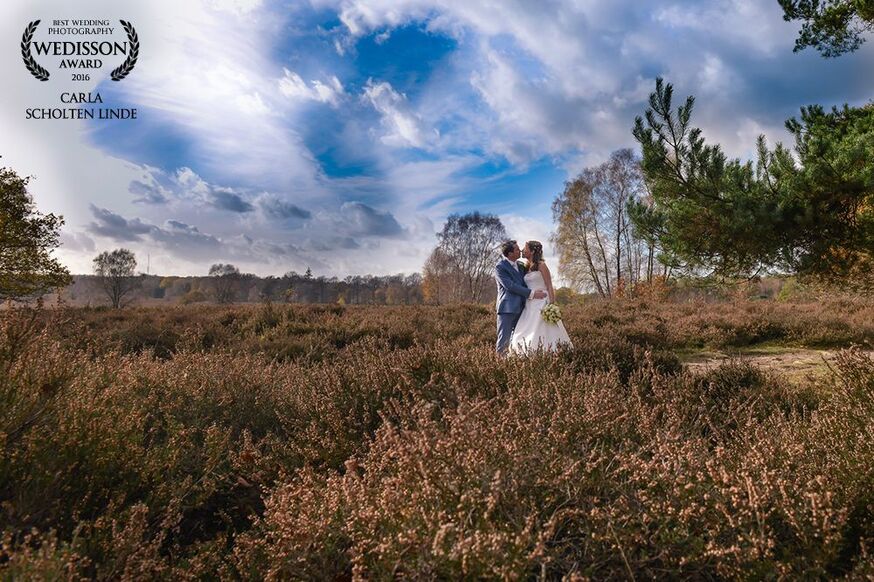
(495, 258, 531, 354)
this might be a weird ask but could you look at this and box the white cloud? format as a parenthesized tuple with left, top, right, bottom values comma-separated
(310, 0, 849, 167)
(362, 79, 435, 148)
(59, 231, 96, 253)
(654, 0, 797, 56)
(697, 53, 743, 97)
(278, 68, 345, 106)
(235, 91, 272, 116)
(104, 0, 323, 194)
(205, 0, 263, 16)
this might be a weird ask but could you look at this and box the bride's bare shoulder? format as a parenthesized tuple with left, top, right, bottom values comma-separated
(538, 260, 550, 272)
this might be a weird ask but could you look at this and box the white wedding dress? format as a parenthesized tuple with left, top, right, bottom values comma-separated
(509, 270, 573, 354)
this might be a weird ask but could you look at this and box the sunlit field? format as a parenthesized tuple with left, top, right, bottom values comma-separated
(1, 297, 873, 579)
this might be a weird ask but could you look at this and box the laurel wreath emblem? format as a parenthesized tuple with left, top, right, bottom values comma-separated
(111, 20, 138, 81)
(21, 20, 50, 81)
(20, 19, 138, 82)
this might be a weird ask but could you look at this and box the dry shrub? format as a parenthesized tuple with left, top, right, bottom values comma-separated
(0, 302, 872, 578)
(235, 349, 873, 579)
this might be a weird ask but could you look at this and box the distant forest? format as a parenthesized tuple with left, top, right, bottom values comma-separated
(61, 271, 428, 307)
(55, 270, 804, 308)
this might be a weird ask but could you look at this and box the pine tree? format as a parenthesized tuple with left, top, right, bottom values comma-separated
(632, 79, 873, 287)
(779, 0, 874, 57)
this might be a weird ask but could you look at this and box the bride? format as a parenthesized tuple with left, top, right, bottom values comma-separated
(509, 240, 573, 354)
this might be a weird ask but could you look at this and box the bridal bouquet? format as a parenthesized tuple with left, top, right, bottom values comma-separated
(541, 302, 562, 325)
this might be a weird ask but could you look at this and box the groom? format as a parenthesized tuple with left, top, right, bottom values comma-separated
(495, 240, 547, 355)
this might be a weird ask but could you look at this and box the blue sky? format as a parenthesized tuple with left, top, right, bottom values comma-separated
(1, 0, 872, 277)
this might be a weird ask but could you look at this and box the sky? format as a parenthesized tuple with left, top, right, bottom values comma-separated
(1, 0, 872, 278)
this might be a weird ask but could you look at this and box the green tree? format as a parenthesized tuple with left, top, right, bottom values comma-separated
(93, 248, 138, 308)
(780, 103, 874, 287)
(627, 193, 671, 283)
(632, 79, 786, 280)
(632, 78, 873, 287)
(0, 162, 71, 300)
(779, 0, 874, 57)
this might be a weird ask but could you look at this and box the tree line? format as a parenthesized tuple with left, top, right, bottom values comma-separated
(72, 255, 424, 307)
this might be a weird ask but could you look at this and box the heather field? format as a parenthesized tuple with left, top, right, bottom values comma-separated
(2, 298, 874, 579)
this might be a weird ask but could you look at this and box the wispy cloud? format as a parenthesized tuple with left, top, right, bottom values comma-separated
(363, 79, 435, 149)
(279, 68, 346, 106)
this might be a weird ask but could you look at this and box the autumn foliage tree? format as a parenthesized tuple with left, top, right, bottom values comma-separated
(0, 162, 71, 300)
(552, 149, 663, 297)
(422, 247, 454, 304)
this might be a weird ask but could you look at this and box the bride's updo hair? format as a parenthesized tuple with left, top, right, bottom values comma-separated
(526, 240, 544, 271)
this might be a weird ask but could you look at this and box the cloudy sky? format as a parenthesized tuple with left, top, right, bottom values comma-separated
(1, 0, 872, 277)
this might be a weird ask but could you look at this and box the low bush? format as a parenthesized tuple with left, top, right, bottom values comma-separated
(0, 302, 871, 578)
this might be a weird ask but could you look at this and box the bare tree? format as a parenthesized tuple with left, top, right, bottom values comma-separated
(403, 273, 423, 304)
(93, 248, 138, 308)
(430, 212, 507, 303)
(209, 263, 240, 304)
(602, 149, 648, 290)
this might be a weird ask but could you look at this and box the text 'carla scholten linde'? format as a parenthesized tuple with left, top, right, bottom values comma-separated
(25, 92, 137, 120)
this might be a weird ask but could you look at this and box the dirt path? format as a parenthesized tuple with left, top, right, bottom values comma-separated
(680, 346, 871, 382)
